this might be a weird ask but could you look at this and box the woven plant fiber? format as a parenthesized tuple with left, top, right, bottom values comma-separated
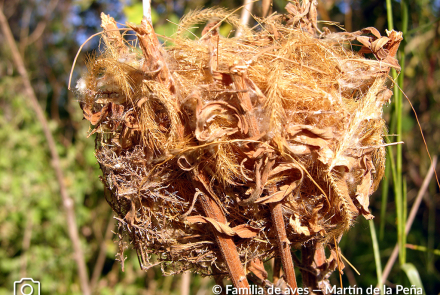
(75, 3, 402, 283)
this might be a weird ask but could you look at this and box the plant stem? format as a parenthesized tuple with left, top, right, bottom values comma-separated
(369, 219, 384, 295)
(386, 0, 408, 268)
(406, 244, 440, 256)
(236, 0, 254, 37)
(270, 202, 298, 293)
(262, 0, 271, 17)
(380, 156, 437, 287)
(199, 193, 250, 291)
(90, 211, 115, 291)
(379, 159, 390, 240)
(180, 272, 191, 295)
(143, 0, 152, 24)
(386, 0, 394, 31)
(273, 257, 282, 284)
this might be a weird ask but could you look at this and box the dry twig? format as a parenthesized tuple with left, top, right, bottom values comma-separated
(90, 212, 115, 291)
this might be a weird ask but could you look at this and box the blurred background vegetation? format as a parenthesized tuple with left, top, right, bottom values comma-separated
(0, 0, 439, 294)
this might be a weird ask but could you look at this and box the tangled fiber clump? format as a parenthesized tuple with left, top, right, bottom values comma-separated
(75, 3, 401, 288)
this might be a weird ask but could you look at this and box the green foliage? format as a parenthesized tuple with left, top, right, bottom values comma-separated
(369, 220, 383, 295)
(401, 263, 425, 293)
(0, 79, 81, 294)
(0, 41, 102, 295)
(155, 14, 180, 38)
(123, 2, 159, 24)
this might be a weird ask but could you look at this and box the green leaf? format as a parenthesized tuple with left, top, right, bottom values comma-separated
(220, 23, 233, 37)
(123, 2, 158, 24)
(401, 263, 425, 294)
(155, 14, 180, 38)
(369, 219, 384, 295)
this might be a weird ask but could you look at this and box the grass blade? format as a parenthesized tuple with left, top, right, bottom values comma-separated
(401, 263, 425, 294)
(406, 244, 440, 256)
(369, 219, 384, 295)
(379, 158, 391, 241)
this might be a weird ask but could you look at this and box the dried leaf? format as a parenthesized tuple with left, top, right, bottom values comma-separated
(286, 125, 333, 139)
(371, 37, 390, 56)
(309, 203, 325, 234)
(124, 200, 137, 226)
(284, 143, 312, 155)
(100, 13, 128, 55)
(120, 125, 137, 149)
(232, 224, 261, 238)
(357, 28, 403, 70)
(286, 125, 333, 149)
(355, 172, 374, 219)
(186, 216, 260, 238)
(177, 154, 196, 171)
(330, 156, 358, 172)
(195, 101, 245, 142)
(240, 154, 276, 204)
(317, 147, 334, 165)
(355, 156, 375, 219)
(229, 60, 260, 137)
(124, 110, 140, 129)
(256, 184, 296, 204)
(285, 2, 300, 16)
(361, 27, 382, 39)
(289, 214, 310, 236)
(82, 103, 110, 125)
(377, 88, 393, 105)
(385, 30, 404, 58)
(248, 258, 268, 280)
(252, 145, 275, 159)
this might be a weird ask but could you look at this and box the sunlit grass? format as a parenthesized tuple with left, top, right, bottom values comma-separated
(377, 0, 426, 291)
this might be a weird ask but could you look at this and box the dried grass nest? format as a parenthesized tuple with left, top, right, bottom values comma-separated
(75, 4, 402, 282)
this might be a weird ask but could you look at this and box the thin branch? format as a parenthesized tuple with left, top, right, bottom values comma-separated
(270, 202, 298, 293)
(236, 0, 254, 37)
(344, 0, 352, 32)
(273, 257, 282, 284)
(240, 0, 253, 26)
(20, 0, 59, 51)
(143, 0, 152, 24)
(199, 192, 251, 290)
(380, 156, 437, 286)
(180, 271, 191, 295)
(18, 5, 31, 54)
(262, 0, 271, 18)
(0, 9, 91, 295)
(90, 212, 115, 291)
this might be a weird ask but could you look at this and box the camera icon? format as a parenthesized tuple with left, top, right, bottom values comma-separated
(14, 278, 40, 295)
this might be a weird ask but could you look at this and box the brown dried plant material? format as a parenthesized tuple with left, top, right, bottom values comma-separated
(301, 241, 338, 294)
(75, 4, 402, 290)
(357, 27, 403, 70)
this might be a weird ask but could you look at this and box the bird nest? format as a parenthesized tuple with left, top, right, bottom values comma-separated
(75, 3, 402, 289)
